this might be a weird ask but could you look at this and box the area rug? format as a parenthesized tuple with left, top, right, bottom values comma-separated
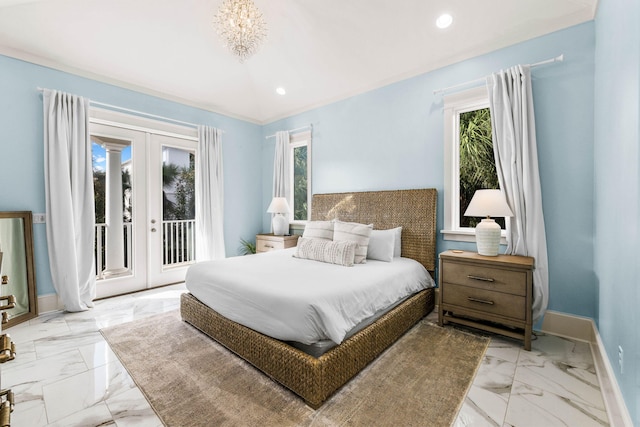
(101, 311, 489, 427)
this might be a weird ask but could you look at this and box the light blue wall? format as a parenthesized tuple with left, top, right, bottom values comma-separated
(263, 22, 597, 319)
(0, 55, 263, 297)
(594, 0, 640, 423)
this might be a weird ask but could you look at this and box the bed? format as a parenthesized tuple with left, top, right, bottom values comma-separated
(180, 188, 437, 408)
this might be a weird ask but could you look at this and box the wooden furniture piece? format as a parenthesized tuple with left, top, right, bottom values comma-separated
(255, 233, 299, 253)
(181, 188, 437, 408)
(438, 250, 534, 350)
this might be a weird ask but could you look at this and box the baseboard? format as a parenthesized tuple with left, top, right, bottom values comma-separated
(540, 310, 633, 427)
(37, 293, 64, 314)
(539, 309, 594, 342)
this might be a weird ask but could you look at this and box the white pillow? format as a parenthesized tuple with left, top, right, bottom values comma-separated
(367, 228, 398, 262)
(393, 226, 402, 257)
(302, 221, 334, 241)
(293, 237, 357, 267)
(333, 220, 373, 264)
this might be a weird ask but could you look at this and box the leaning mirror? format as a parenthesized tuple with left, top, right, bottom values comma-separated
(0, 211, 38, 328)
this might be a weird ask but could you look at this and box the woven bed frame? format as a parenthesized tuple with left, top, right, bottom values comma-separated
(181, 188, 437, 408)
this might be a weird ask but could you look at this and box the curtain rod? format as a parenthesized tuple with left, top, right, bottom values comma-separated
(265, 124, 312, 140)
(36, 87, 217, 131)
(433, 54, 564, 95)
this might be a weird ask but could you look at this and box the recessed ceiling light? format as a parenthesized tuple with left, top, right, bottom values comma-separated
(436, 13, 453, 29)
(276, 87, 286, 95)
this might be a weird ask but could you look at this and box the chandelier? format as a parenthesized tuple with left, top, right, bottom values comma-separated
(213, 0, 268, 62)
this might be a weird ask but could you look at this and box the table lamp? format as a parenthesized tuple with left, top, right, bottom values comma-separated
(267, 197, 291, 236)
(464, 189, 513, 256)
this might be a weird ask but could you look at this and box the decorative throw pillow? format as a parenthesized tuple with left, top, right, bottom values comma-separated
(302, 221, 334, 241)
(293, 237, 357, 267)
(392, 226, 403, 257)
(367, 228, 397, 262)
(333, 220, 373, 264)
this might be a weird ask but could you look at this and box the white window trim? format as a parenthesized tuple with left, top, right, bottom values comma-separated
(288, 130, 312, 225)
(441, 86, 506, 244)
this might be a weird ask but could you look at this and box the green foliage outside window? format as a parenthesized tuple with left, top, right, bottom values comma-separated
(163, 153, 195, 221)
(93, 169, 131, 224)
(293, 145, 308, 221)
(459, 108, 504, 228)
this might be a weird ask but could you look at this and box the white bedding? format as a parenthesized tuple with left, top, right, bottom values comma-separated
(185, 248, 435, 345)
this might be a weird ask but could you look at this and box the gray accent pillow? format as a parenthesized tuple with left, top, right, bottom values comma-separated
(302, 221, 334, 241)
(293, 237, 357, 267)
(333, 220, 373, 264)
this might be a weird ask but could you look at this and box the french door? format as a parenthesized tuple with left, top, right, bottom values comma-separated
(90, 113, 198, 298)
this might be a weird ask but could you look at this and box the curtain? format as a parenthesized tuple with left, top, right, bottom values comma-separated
(272, 131, 291, 226)
(195, 125, 225, 261)
(487, 65, 549, 322)
(43, 89, 95, 312)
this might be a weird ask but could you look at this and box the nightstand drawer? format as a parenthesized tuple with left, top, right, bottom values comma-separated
(256, 239, 286, 252)
(255, 234, 299, 253)
(442, 283, 526, 321)
(441, 261, 527, 296)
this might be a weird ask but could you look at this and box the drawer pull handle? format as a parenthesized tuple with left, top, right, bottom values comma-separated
(467, 275, 495, 282)
(264, 245, 274, 248)
(468, 297, 494, 305)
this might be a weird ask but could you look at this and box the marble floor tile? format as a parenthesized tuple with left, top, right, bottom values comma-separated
(106, 387, 163, 427)
(34, 329, 105, 359)
(8, 318, 70, 344)
(3, 349, 88, 392)
(78, 340, 120, 370)
(514, 351, 605, 411)
(504, 381, 609, 426)
(1, 284, 610, 427)
(45, 401, 116, 427)
(10, 397, 48, 427)
(42, 360, 135, 422)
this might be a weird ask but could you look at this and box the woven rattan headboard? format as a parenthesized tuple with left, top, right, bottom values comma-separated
(311, 189, 437, 272)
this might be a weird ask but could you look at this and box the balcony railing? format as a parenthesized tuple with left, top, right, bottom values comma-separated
(95, 219, 195, 279)
(162, 219, 196, 267)
(95, 223, 133, 280)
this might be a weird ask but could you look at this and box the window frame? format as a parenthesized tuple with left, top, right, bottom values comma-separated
(287, 130, 312, 225)
(441, 86, 506, 243)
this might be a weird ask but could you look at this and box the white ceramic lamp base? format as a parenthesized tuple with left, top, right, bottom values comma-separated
(272, 214, 288, 236)
(474, 218, 501, 256)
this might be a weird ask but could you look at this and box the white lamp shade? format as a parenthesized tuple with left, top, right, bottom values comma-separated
(267, 197, 290, 214)
(464, 189, 513, 218)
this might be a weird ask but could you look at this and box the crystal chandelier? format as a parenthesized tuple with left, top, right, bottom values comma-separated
(213, 0, 268, 62)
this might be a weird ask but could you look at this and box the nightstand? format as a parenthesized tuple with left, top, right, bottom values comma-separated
(256, 233, 299, 253)
(438, 250, 535, 350)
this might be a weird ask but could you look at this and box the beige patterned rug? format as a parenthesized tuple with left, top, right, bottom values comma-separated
(101, 311, 488, 427)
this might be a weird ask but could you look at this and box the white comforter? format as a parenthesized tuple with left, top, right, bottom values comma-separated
(185, 248, 435, 345)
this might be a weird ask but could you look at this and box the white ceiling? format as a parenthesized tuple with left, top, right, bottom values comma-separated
(0, 0, 597, 124)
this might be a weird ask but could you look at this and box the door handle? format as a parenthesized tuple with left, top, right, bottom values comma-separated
(0, 389, 14, 427)
(0, 335, 15, 364)
(0, 296, 15, 312)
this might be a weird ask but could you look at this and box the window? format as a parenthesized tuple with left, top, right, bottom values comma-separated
(442, 87, 504, 242)
(288, 130, 312, 223)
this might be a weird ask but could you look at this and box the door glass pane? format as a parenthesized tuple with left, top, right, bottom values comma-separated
(92, 138, 133, 279)
(161, 147, 196, 267)
(293, 145, 308, 221)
